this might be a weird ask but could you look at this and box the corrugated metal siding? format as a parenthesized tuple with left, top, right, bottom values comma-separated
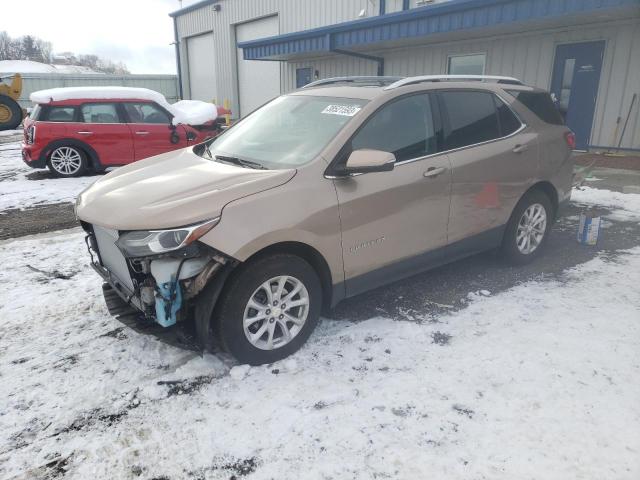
(381, 19, 640, 148)
(175, 1, 639, 148)
(16, 74, 179, 108)
(175, 0, 383, 114)
(281, 19, 640, 149)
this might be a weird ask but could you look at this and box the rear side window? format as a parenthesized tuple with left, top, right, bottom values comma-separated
(81, 103, 120, 123)
(351, 93, 437, 162)
(506, 90, 564, 125)
(45, 106, 76, 122)
(494, 97, 522, 136)
(440, 91, 500, 150)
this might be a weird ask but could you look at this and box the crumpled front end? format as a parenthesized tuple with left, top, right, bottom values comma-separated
(82, 221, 233, 328)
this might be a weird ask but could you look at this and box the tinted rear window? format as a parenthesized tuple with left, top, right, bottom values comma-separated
(495, 97, 522, 136)
(440, 91, 500, 150)
(507, 90, 564, 125)
(44, 106, 77, 122)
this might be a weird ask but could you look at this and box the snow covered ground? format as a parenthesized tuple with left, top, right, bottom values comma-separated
(0, 139, 98, 211)
(1, 188, 639, 479)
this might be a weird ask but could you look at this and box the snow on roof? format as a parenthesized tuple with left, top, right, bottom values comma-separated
(0, 60, 57, 74)
(50, 64, 102, 74)
(29, 86, 219, 126)
(0, 59, 100, 75)
(30, 86, 168, 105)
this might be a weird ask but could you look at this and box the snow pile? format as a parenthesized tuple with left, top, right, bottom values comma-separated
(171, 99, 218, 126)
(30, 86, 220, 126)
(572, 186, 640, 221)
(0, 129, 22, 138)
(1, 223, 640, 478)
(0, 140, 97, 211)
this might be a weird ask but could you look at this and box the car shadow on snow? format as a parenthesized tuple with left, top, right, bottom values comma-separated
(328, 204, 640, 323)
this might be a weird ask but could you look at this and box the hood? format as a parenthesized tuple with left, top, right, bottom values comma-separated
(76, 147, 296, 230)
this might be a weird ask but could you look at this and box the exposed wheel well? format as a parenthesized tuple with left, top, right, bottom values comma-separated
(245, 242, 334, 311)
(525, 181, 559, 218)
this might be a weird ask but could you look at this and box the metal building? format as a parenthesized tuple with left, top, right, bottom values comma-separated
(171, 0, 640, 151)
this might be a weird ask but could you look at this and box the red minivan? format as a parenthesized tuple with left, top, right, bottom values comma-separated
(22, 90, 228, 177)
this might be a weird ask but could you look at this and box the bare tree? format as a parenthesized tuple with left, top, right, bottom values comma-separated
(0, 31, 126, 73)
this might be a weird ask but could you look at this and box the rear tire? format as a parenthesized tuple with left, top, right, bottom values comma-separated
(501, 190, 553, 265)
(0, 94, 22, 130)
(212, 254, 322, 365)
(48, 145, 88, 177)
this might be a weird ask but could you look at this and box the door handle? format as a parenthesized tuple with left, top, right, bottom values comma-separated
(135, 131, 150, 135)
(513, 144, 528, 153)
(423, 166, 446, 178)
(77, 131, 92, 135)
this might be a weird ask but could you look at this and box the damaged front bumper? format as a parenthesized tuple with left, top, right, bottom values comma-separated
(83, 223, 230, 328)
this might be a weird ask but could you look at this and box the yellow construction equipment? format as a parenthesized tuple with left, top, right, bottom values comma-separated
(0, 73, 24, 130)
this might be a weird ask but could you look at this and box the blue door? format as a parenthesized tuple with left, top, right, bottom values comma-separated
(550, 41, 605, 150)
(296, 67, 313, 88)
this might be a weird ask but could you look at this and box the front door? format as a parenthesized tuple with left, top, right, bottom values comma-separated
(550, 41, 605, 150)
(122, 102, 186, 160)
(332, 93, 451, 296)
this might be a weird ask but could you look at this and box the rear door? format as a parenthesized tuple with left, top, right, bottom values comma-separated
(440, 89, 538, 244)
(78, 102, 133, 166)
(122, 102, 187, 160)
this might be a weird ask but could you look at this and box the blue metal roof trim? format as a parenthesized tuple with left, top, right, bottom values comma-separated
(239, 0, 639, 60)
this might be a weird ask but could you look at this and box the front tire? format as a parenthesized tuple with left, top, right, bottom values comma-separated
(213, 254, 322, 365)
(48, 145, 88, 177)
(501, 190, 553, 265)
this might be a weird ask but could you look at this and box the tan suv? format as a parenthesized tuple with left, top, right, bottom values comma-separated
(76, 75, 574, 365)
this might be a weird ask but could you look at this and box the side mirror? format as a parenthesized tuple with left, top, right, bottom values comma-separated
(341, 149, 395, 175)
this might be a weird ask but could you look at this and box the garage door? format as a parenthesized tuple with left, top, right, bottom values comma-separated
(236, 16, 280, 117)
(187, 33, 217, 102)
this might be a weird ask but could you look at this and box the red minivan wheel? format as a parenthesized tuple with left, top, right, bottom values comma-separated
(48, 146, 88, 177)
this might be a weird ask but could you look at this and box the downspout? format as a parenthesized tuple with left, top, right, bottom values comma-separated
(402, 0, 410, 10)
(172, 16, 184, 100)
(329, 30, 384, 76)
(332, 48, 385, 76)
(379, 0, 386, 15)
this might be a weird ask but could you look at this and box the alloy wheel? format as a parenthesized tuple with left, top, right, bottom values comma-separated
(50, 147, 82, 175)
(516, 203, 547, 254)
(243, 275, 310, 351)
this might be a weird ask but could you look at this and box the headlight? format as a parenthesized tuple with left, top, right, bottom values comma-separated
(115, 217, 220, 257)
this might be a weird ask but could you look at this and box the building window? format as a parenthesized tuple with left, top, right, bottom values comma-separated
(447, 53, 486, 75)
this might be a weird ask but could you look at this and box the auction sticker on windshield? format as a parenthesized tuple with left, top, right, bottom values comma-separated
(321, 104, 362, 116)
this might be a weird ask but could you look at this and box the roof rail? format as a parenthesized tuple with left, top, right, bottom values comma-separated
(383, 75, 524, 90)
(302, 76, 404, 89)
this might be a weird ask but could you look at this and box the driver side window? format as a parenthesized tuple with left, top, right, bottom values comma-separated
(123, 102, 171, 124)
(351, 94, 436, 162)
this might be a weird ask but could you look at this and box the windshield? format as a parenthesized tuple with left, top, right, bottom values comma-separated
(203, 95, 368, 169)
